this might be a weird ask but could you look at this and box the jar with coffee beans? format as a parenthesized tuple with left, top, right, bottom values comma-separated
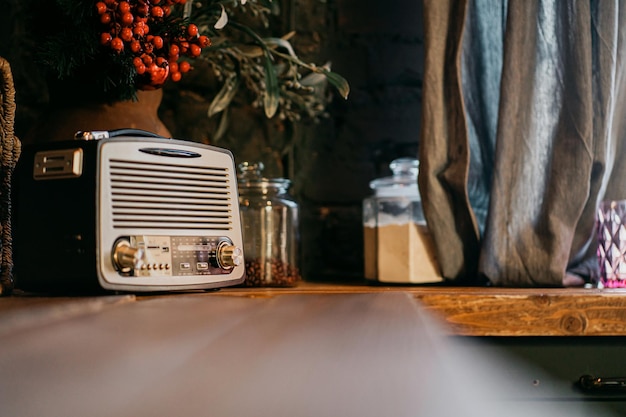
(237, 162, 301, 287)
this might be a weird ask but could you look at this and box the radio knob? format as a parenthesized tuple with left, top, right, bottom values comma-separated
(216, 244, 243, 269)
(112, 239, 144, 273)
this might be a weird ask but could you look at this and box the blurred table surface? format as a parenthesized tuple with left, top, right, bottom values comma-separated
(1, 282, 625, 417)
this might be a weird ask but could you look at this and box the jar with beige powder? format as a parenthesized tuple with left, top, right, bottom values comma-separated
(363, 158, 442, 284)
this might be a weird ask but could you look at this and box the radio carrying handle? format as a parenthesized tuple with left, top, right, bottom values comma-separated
(74, 129, 166, 141)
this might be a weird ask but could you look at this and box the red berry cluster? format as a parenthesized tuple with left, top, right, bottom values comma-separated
(95, 0, 211, 89)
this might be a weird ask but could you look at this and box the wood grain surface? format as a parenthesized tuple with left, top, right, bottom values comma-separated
(0, 293, 135, 337)
(208, 283, 626, 336)
(0, 291, 615, 417)
(4, 284, 626, 337)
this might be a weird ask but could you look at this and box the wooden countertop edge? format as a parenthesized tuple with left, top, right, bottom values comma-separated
(209, 283, 626, 337)
(6, 283, 626, 337)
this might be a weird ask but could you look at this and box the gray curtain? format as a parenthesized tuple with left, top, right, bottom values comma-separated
(419, 0, 626, 286)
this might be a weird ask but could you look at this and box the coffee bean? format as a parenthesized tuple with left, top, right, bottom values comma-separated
(243, 258, 301, 287)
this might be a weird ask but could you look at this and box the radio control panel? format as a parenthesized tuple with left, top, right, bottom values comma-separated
(112, 235, 243, 277)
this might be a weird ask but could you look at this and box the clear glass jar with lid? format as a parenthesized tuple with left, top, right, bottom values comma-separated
(363, 157, 442, 284)
(237, 162, 301, 287)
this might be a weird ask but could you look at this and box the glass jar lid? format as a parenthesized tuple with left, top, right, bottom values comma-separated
(369, 158, 420, 198)
(237, 162, 291, 193)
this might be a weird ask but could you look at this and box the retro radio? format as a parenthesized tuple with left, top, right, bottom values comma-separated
(13, 130, 245, 293)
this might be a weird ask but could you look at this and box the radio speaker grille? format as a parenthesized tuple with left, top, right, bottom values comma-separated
(107, 158, 233, 230)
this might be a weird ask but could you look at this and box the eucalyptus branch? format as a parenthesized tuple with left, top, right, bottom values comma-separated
(270, 49, 350, 99)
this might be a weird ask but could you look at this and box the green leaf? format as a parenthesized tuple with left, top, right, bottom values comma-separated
(214, 4, 229, 29)
(318, 68, 350, 99)
(236, 44, 265, 58)
(207, 73, 240, 117)
(183, 0, 192, 19)
(300, 71, 327, 87)
(213, 107, 230, 143)
(268, 49, 351, 99)
(263, 37, 297, 58)
(262, 50, 280, 118)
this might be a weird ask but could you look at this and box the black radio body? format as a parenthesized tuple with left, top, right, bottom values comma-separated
(13, 132, 245, 293)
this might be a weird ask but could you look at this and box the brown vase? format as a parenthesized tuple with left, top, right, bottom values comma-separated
(24, 89, 171, 144)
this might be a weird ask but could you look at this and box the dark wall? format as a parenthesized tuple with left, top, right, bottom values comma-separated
(292, 0, 424, 281)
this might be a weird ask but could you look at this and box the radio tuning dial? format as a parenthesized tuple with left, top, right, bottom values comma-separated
(112, 239, 144, 273)
(216, 243, 243, 269)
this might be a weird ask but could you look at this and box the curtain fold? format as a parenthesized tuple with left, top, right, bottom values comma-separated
(419, 0, 480, 284)
(419, 0, 626, 286)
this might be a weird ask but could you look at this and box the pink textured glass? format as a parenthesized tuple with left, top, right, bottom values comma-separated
(597, 200, 626, 288)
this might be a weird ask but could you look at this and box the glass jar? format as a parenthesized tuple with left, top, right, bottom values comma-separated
(363, 158, 442, 284)
(237, 162, 301, 287)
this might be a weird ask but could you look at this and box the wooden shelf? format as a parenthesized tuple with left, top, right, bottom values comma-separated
(4, 282, 626, 337)
(204, 282, 626, 337)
